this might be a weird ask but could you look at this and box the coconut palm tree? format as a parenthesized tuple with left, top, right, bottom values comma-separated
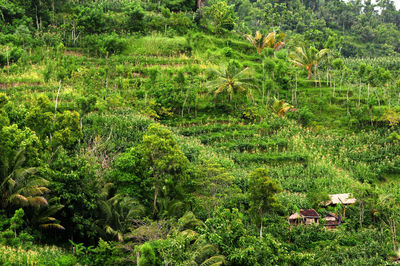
(172, 212, 226, 265)
(0, 148, 49, 210)
(95, 183, 145, 242)
(205, 64, 256, 106)
(289, 46, 330, 80)
(29, 197, 65, 230)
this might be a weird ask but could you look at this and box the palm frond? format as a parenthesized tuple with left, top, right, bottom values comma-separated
(40, 223, 65, 230)
(200, 255, 226, 266)
(8, 194, 28, 205)
(28, 196, 48, 207)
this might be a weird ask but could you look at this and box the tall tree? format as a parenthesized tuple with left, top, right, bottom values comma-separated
(248, 168, 281, 239)
(376, 185, 400, 253)
(140, 124, 189, 218)
(205, 64, 255, 105)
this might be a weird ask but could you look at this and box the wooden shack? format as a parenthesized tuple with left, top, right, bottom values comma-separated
(324, 193, 356, 218)
(324, 212, 341, 229)
(288, 209, 320, 226)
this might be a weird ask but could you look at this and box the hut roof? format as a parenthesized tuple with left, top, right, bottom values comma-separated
(299, 209, 320, 218)
(288, 209, 320, 220)
(288, 212, 300, 220)
(325, 194, 356, 205)
(326, 212, 338, 219)
(323, 213, 341, 226)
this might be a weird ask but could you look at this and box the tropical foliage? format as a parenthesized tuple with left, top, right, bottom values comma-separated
(0, 0, 400, 265)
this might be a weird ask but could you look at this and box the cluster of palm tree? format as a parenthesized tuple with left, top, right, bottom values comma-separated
(0, 148, 64, 230)
(95, 183, 145, 242)
(205, 30, 331, 109)
(245, 31, 286, 104)
(0, 149, 48, 210)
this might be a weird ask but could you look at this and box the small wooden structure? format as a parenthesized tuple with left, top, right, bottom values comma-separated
(288, 209, 320, 226)
(324, 212, 341, 229)
(324, 193, 356, 218)
(325, 193, 356, 206)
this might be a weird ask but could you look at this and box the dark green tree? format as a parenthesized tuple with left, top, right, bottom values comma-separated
(140, 124, 189, 218)
(248, 168, 281, 239)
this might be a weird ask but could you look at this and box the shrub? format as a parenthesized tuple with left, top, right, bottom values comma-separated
(298, 106, 314, 126)
(124, 1, 145, 32)
(0, 44, 24, 67)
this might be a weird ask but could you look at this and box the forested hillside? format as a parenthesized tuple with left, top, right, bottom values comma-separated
(1, 0, 400, 265)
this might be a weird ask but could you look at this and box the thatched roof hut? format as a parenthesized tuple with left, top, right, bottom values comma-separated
(324, 213, 341, 229)
(325, 193, 356, 206)
(288, 209, 320, 225)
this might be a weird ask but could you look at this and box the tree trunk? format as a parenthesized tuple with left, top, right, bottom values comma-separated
(54, 80, 62, 120)
(182, 89, 189, 117)
(294, 71, 298, 106)
(358, 79, 362, 108)
(326, 67, 329, 86)
(370, 108, 373, 126)
(197, 0, 203, 9)
(390, 218, 396, 253)
(259, 214, 263, 239)
(346, 87, 350, 115)
(359, 201, 364, 231)
(318, 71, 322, 88)
(6, 47, 9, 74)
(262, 57, 265, 105)
(52, 0, 55, 25)
(153, 182, 159, 217)
(333, 80, 335, 98)
(375, 88, 380, 106)
(36, 5, 39, 31)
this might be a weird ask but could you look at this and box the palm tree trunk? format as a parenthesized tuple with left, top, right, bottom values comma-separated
(359, 201, 364, 231)
(153, 181, 159, 217)
(358, 79, 361, 108)
(182, 89, 189, 117)
(326, 67, 329, 86)
(346, 86, 350, 115)
(375, 89, 380, 106)
(307, 69, 311, 80)
(262, 57, 265, 105)
(54, 80, 62, 120)
(294, 71, 298, 106)
(333, 80, 335, 97)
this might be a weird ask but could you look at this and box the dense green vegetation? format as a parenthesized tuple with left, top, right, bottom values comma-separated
(1, 0, 400, 265)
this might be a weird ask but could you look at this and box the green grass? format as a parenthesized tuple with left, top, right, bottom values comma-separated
(126, 35, 188, 56)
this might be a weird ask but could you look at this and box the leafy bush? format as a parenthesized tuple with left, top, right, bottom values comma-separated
(84, 34, 127, 56)
(0, 44, 24, 67)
